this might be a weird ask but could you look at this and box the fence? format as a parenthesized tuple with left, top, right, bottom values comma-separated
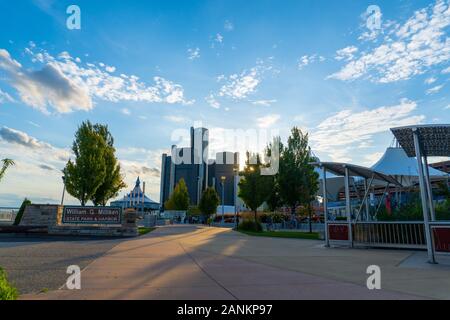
(352, 222, 426, 249)
(327, 221, 450, 253)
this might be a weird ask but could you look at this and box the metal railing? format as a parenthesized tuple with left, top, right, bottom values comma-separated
(352, 221, 426, 249)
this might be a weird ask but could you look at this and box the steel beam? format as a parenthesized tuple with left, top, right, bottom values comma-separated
(413, 129, 436, 264)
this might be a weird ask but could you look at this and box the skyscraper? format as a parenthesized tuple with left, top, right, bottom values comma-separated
(160, 127, 239, 210)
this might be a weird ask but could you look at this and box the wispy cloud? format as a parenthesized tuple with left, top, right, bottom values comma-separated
(310, 99, 425, 162)
(121, 108, 131, 115)
(335, 46, 358, 61)
(329, 0, 450, 83)
(298, 54, 325, 70)
(0, 89, 15, 104)
(224, 20, 234, 31)
(205, 94, 220, 109)
(425, 77, 437, 84)
(426, 84, 444, 95)
(252, 99, 277, 107)
(164, 115, 188, 123)
(187, 47, 200, 60)
(257, 114, 281, 128)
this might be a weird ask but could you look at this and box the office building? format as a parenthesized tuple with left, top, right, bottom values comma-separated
(160, 127, 239, 210)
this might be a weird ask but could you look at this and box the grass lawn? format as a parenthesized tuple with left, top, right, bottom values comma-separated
(238, 230, 320, 240)
(138, 227, 156, 236)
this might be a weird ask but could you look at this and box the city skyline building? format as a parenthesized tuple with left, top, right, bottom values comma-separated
(160, 127, 239, 210)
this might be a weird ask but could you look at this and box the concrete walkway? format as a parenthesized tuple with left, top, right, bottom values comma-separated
(22, 225, 450, 300)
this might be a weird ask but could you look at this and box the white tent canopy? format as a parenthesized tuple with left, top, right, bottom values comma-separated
(371, 147, 447, 186)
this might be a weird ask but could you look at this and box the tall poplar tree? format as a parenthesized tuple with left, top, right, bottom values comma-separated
(91, 124, 126, 206)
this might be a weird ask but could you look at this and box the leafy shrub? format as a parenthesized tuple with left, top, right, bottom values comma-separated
(271, 213, 285, 223)
(187, 205, 201, 217)
(436, 200, 450, 221)
(259, 213, 269, 223)
(0, 267, 17, 300)
(259, 212, 286, 223)
(13, 198, 31, 226)
(239, 219, 263, 232)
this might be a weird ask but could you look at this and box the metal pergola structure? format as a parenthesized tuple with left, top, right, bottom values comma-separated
(391, 124, 450, 264)
(313, 162, 401, 247)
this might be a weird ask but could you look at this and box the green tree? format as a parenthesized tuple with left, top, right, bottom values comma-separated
(13, 198, 31, 226)
(63, 121, 108, 206)
(165, 178, 190, 211)
(199, 187, 220, 219)
(238, 152, 273, 224)
(90, 124, 126, 206)
(0, 159, 14, 183)
(278, 127, 319, 231)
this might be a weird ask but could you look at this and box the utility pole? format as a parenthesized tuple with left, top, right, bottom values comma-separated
(221, 176, 226, 225)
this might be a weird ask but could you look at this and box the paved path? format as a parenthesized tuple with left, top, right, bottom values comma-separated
(21, 225, 450, 300)
(0, 235, 123, 294)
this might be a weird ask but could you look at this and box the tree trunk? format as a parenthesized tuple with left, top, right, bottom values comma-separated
(254, 209, 257, 225)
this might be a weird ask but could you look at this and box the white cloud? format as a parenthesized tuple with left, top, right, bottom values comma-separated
(27, 121, 41, 128)
(0, 49, 92, 113)
(215, 33, 224, 43)
(335, 46, 359, 61)
(105, 65, 116, 73)
(205, 94, 220, 109)
(442, 66, 450, 73)
(164, 115, 188, 123)
(218, 62, 269, 100)
(0, 47, 194, 114)
(0, 127, 164, 205)
(121, 108, 131, 115)
(298, 54, 325, 70)
(224, 20, 234, 31)
(310, 99, 425, 162)
(252, 99, 277, 107)
(187, 47, 200, 60)
(426, 84, 444, 94)
(0, 127, 71, 204)
(0, 88, 14, 104)
(329, 0, 450, 83)
(206, 60, 276, 108)
(364, 152, 385, 166)
(257, 114, 281, 128)
(425, 77, 437, 84)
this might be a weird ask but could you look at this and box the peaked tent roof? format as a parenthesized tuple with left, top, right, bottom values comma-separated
(113, 177, 159, 205)
(371, 147, 447, 177)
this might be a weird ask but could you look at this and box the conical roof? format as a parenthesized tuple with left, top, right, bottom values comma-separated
(371, 147, 447, 178)
(122, 177, 158, 204)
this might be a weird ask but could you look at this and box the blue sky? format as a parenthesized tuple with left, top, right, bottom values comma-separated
(0, 0, 449, 206)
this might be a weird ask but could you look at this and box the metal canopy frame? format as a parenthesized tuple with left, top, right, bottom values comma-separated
(313, 162, 401, 247)
(391, 124, 450, 264)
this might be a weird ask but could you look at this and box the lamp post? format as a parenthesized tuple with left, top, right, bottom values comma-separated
(61, 176, 66, 206)
(221, 176, 226, 225)
(233, 167, 238, 229)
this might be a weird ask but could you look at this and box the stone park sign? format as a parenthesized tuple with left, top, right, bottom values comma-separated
(16, 204, 138, 237)
(62, 206, 122, 224)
